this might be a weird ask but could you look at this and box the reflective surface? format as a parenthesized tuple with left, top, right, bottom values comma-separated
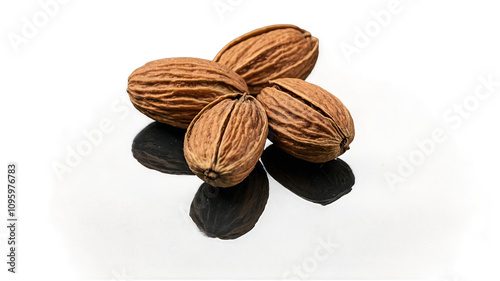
(132, 122, 194, 175)
(190, 162, 269, 239)
(7, 1, 497, 279)
(262, 145, 354, 205)
(130, 122, 355, 239)
(131, 122, 272, 239)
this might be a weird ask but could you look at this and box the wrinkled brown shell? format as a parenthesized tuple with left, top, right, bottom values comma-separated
(127, 57, 249, 128)
(184, 93, 268, 187)
(257, 78, 355, 163)
(214, 24, 319, 95)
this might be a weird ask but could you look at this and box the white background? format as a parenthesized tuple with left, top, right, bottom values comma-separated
(1, 0, 500, 280)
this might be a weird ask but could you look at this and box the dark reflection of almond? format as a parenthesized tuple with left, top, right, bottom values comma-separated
(190, 162, 269, 239)
(261, 145, 354, 206)
(131, 122, 194, 175)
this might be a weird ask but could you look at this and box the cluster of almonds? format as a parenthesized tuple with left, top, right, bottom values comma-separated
(127, 24, 355, 188)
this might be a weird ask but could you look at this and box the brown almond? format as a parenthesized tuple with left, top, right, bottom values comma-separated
(127, 57, 248, 128)
(184, 93, 268, 187)
(257, 78, 355, 163)
(214, 24, 319, 95)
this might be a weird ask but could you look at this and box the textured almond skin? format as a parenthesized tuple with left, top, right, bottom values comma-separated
(184, 93, 268, 187)
(214, 24, 319, 95)
(127, 57, 249, 128)
(257, 78, 355, 163)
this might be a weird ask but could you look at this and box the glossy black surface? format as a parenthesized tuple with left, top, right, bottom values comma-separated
(131, 122, 194, 175)
(190, 162, 269, 240)
(262, 145, 355, 205)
